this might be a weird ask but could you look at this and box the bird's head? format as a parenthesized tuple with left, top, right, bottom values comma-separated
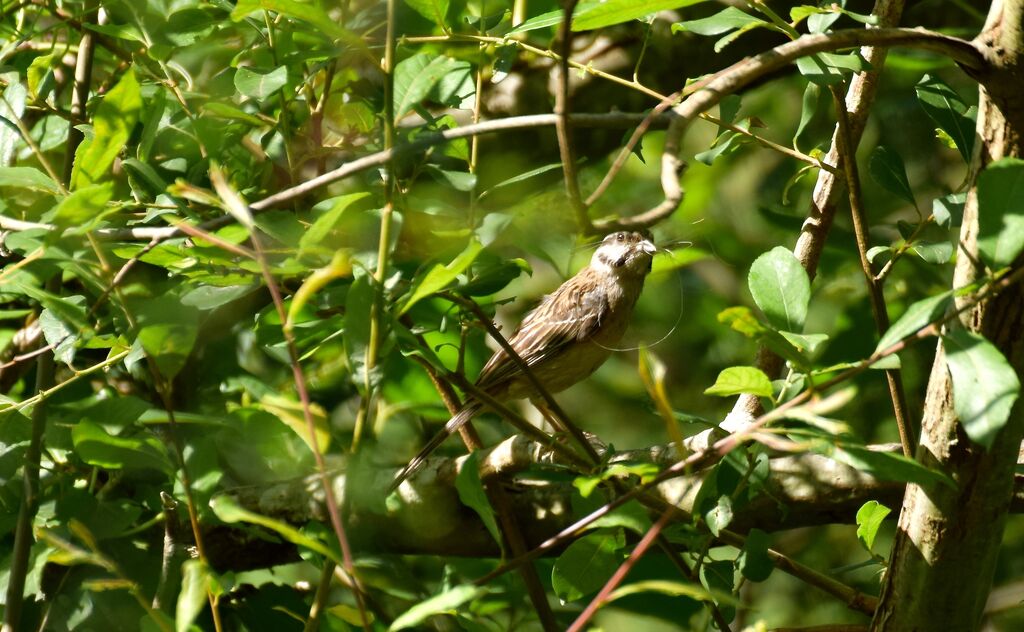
(591, 230, 657, 277)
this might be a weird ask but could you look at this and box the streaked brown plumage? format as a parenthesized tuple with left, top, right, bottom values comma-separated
(391, 231, 657, 490)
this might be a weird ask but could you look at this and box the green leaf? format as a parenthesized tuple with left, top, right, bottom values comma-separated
(796, 53, 869, 85)
(748, 246, 810, 332)
(607, 579, 727, 604)
(916, 75, 976, 163)
(71, 67, 141, 189)
(875, 291, 951, 353)
(393, 54, 467, 121)
(39, 306, 77, 365)
(71, 420, 173, 473)
(573, 0, 708, 31)
(976, 158, 1024, 268)
(672, 7, 764, 35)
(0, 80, 27, 165)
(0, 166, 61, 195)
(455, 451, 503, 553)
(234, 66, 288, 100)
(201, 102, 266, 127)
(704, 366, 773, 397)
(551, 531, 624, 602)
(704, 494, 733, 536)
(507, 9, 563, 33)
(826, 444, 953, 489)
(737, 528, 773, 582)
(48, 182, 114, 232)
(943, 329, 1021, 450)
(869, 145, 916, 207)
(177, 560, 210, 632)
(231, 0, 363, 44)
(389, 585, 485, 631)
(932, 192, 965, 228)
(27, 53, 55, 99)
(794, 81, 822, 146)
(299, 192, 371, 252)
(404, 0, 449, 28)
(134, 295, 200, 379)
(210, 495, 341, 564)
(855, 500, 890, 552)
(400, 240, 483, 314)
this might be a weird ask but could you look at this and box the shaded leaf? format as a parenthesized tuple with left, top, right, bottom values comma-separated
(552, 531, 624, 602)
(869, 145, 916, 207)
(135, 295, 200, 379)
(737, 528, 773, 582)
(71, 420, 173, 473)
(455, 451, 503, 553)
(916, 74, 976, 163)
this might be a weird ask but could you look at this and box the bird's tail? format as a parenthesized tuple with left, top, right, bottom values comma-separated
(388, 401, 484, 492)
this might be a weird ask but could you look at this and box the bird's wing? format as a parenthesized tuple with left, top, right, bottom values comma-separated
(475, 270, 609, 391)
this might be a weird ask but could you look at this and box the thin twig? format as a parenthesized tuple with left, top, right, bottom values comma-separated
(2, 278, 57, 632)
(554, 0, 591, 233)
(831, 86, 915, 456)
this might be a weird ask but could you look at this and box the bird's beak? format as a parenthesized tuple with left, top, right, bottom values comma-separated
(640, 239, 657, 256)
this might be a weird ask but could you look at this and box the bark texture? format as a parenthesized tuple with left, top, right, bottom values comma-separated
(872, 1, 1024, 629)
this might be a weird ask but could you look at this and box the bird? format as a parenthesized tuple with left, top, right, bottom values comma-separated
(390, 230, 658, 491)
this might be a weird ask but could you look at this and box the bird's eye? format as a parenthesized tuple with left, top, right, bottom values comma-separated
(616, 232, 625, 242)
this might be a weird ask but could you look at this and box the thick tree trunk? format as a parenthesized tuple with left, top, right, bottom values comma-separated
(872, 1, 1024, 629)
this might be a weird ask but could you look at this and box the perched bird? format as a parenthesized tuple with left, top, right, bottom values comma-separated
(391, 230, 658, 490)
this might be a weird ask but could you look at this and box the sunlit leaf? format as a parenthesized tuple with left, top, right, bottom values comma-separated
(976, 158, 1024, 268)
(943, 329, 1020, 450)
(404, 0, 449, 28)
(856, 500, 891, 552)
(71, 67, 141, 188)
(704, 366, 773, 397)
(390, 585, 485, 631)
(875, 291, 951, 353)
(400, 240, 483, 314)
(748, 247, 810, 332)
(573, 0, 708, 31)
